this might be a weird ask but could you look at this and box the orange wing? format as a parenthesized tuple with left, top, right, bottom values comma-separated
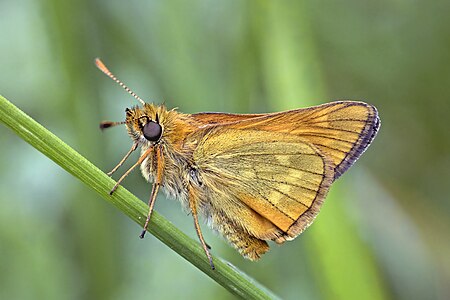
(192, 101, 379, 180)
(190, 101, 379, 250)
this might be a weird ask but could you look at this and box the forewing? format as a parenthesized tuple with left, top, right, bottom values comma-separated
(194, 129, 334, 241)
(222, 101, 380, 179)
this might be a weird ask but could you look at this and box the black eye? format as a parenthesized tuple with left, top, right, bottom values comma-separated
(142, 121, 162, 142)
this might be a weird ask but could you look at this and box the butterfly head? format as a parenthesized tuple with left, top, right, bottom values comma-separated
(95, 58, 169, 146)
(124, 103, 165, 146)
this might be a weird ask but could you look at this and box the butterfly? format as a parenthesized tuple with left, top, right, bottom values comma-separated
(96, 58, 380, 269)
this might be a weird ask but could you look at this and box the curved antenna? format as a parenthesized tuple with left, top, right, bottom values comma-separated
(95, 58, 146, 106)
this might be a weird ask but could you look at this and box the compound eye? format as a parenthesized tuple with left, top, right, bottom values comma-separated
(142, 121, 162, 142)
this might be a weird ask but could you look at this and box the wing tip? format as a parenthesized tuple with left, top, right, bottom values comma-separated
(333, 103, 380, 180)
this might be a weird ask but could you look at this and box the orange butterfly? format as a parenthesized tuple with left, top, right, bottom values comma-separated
(96, 58, 380, 269)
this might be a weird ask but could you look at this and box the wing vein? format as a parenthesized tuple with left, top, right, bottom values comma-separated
(297, 133, 355, 145)
(255, 177, 315, 207)
(312, 143, 349, 154)
(298, 124, 362, 134)
(244, 183, 296, 222)
(236, 156, 324, 176)
(296, 103, 350, 122)
(304, 118, 368, 124)
(256, 175, 319, 194)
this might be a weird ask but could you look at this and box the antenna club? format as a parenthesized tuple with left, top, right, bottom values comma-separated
(95, 58, 110, 75)
(95, 58, 146, 106)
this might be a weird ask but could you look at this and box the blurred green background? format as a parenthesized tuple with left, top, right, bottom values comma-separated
(1, 1, 449, 299)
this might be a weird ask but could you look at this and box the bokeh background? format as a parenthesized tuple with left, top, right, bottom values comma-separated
(1, 1, 449, 299)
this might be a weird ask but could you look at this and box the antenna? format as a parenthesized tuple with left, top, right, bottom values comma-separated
(99, 120, 126, 130)
(95, 58, 146, 106)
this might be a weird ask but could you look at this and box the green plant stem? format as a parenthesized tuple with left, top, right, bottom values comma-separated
(0, 95, 279, 300)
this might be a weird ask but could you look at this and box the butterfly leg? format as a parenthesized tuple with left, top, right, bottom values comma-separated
(107, 142, 138, 176)
(188, 186, 215, 270)
(109, 146, 153, 195)
(140, 146, 164, 239)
